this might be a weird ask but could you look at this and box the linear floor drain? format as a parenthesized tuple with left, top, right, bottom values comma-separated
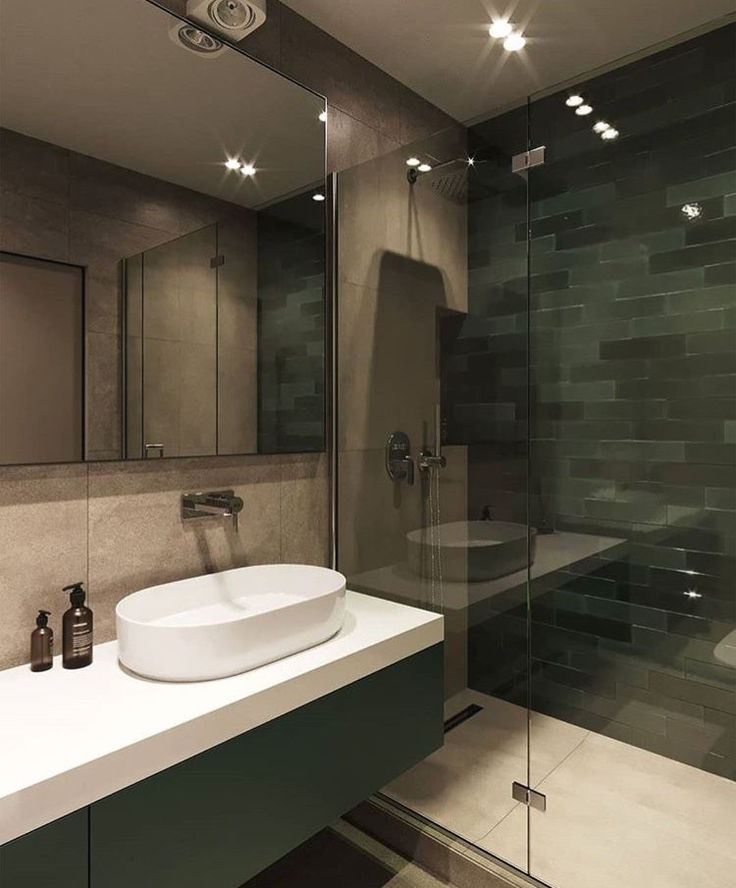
(443, 704, 483, 733)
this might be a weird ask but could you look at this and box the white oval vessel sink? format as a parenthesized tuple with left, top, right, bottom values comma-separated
(116, 564, 346, 682)
(407, 521, 535, 582)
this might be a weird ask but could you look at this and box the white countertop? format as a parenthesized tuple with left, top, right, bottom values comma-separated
(0, 590, 443, 845)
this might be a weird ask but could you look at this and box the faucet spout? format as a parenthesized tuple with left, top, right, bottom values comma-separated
(181, 490, 244, 528)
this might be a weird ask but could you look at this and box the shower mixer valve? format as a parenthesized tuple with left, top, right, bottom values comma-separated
(385, 431, 414, 485)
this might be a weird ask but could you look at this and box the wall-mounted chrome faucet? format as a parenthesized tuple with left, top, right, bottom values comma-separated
(181, 490, 244, 531)
(418, 449, 446, 472)
(418, 405, 446, 474)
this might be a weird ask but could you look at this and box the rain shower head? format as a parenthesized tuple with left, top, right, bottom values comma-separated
(407, 157, 473, 204)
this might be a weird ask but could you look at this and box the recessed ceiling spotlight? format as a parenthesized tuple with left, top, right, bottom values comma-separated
(575, 104, 593, 116)
(600, 127, 619, 140)
(225, 158, 241, 170)
(592, 121, 610, 134)
(503, 33, 526, 52)
(312, 192, 326, 202)
(489, 20, 513, 39)
(240, 163, 256, 176)
(566, 95, 584, 107)
(418, 163, 432, 173)
(318, 110, 327, 123)
(406, 157, 421, 167)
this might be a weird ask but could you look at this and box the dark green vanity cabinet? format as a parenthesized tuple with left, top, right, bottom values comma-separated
(0, 809, 88, 887)
(1, 644, 443, 888)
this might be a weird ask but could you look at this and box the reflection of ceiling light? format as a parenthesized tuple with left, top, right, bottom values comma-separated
(681, 203, 703, 221)
(175, 25, 224, 54)
(600, 127, 619, 140)
(592, 121, 610, 134)
(575, 104, 593, 116)
(406, 157, 421, 167)
(418, 163, 432, 173)
(240, 163, 256, 175)
(503, 33, 526, 51)
(467, 157, 475, 166)
(312, 193, 326, 202)
(566, 95, 584, 107)
(489, 20, 513, 39)
(684, 588, 702, 599)
(318, 110, 327, 123)
(225, 158, 241, 170)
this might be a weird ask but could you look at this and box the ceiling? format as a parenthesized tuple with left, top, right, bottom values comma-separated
(0, 0, 324, 209)
(282, 0, 735, 122)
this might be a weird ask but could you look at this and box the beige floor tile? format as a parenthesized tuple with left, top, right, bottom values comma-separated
(477, 804, 527, 873)
(384, 737, 524, 844)
(390, 689, 735, 888)
(526, 732, 736, 888)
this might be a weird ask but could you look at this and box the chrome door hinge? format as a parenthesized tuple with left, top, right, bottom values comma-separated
(511, 145, 545, 173)
(512, 781, 547, 812)
(210, 254, 225, 268)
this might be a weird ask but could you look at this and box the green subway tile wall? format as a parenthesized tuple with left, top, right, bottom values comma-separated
(257, 193, 326, 453)
(458, 24, 736, 778)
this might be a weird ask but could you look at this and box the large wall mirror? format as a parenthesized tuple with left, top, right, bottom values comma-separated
(0, 0, 326, 464)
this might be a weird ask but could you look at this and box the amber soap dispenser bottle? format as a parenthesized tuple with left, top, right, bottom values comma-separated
(30, 609, 54, 672)
(62, 582, 93, 669)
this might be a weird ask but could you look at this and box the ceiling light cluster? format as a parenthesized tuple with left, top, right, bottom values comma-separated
(565, 95, 619, 141)
(224, 157, 256, 176)
(488, 20, 526, 51)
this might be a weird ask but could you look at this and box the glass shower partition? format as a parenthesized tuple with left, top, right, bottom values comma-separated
(335, 121, 533, 869)
(524, 23, 736, 888)
(336, 19, 735, 888)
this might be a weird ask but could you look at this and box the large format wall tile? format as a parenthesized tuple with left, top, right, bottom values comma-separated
(87, 456, 282, 643)
(1, 0, 457, 669)
(0, 464, 87, 669)
(280, 453, 329, 567)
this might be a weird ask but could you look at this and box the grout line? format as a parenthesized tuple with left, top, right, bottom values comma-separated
(475, 800, 524, 849)
(529, 722, 591, 790)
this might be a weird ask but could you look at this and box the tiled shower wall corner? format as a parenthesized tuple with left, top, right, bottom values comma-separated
(0, 0, 457, 670)
(460, 24, 735, 778)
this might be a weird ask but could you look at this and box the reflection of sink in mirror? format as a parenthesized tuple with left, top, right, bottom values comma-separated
(407, 521, 536, 583)
(116, 564, 346, 682)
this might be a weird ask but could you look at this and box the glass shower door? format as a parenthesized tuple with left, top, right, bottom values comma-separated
(526, 22, 736, 888)
(336, 120, 533, 872)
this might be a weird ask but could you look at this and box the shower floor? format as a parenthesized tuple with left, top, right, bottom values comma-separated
(383, 688, 736, 888)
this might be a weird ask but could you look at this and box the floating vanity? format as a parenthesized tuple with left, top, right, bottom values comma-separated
(0, 591, 443, 888)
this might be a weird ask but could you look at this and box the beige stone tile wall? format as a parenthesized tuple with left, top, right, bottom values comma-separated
(0, 0, 458, 671)
(336, 128, 469, 698)
(0, 452, 327, 669)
